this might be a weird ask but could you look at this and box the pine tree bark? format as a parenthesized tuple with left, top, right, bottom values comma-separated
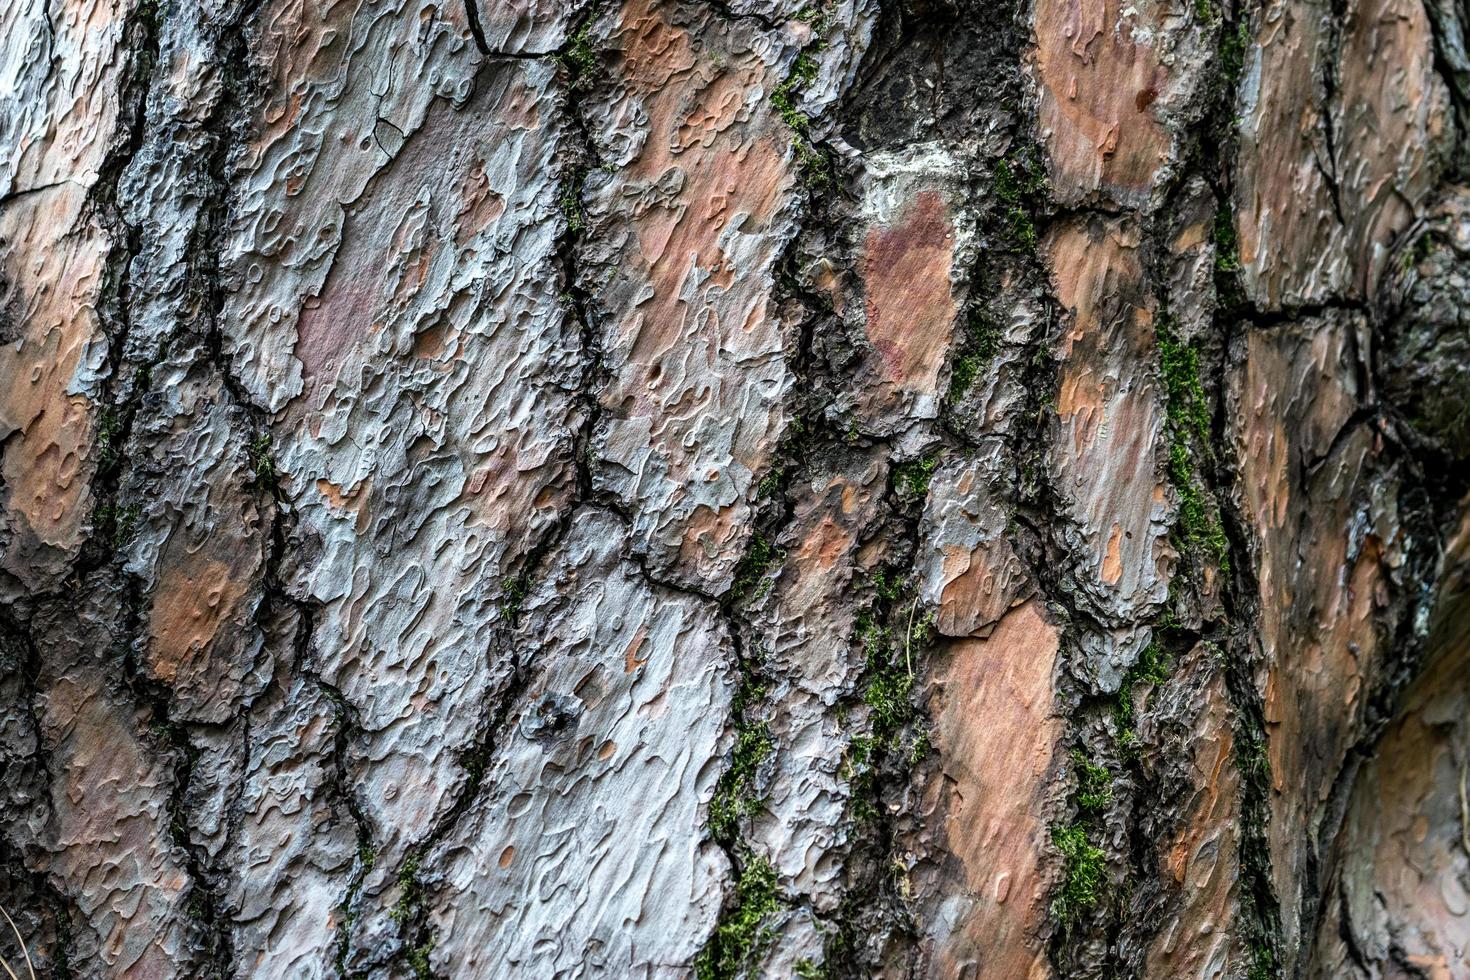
(1, 0, 1467, 977)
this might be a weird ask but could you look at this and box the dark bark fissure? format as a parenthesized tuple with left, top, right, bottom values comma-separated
(0, 609, 76, 977)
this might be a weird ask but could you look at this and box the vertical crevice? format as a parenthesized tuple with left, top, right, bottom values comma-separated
(463, 0, 491, 55)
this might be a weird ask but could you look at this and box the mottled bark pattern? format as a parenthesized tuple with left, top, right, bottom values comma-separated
(1, 0, 1467, 977)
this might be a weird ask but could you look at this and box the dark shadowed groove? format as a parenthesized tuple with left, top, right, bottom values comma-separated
(463, 0, 491, 54)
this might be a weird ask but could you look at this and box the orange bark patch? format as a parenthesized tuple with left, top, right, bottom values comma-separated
(777, 463, 886, 619)
(0, 188, 108, 588)
(678, 502, 742, 575)
(148, 532, 259, 687)
(316, 477, 372, 533)
(587, 0, 798, 582)
(613, 0, 789, 381)
(1044, 217, 1170, 610)
(913, 600, 1061, 979)
(925, 460, 1033, 639)
(1232, 0, 1346, 308)
(1101, 524, 1123, 585)
(42, 663, 193, 977)
(1308, 603, 1470, 975)
(286, 67, 545, 395)
(1333, 0, 1450, 295)
(1032, 0, 1171, 204)
(623, 626, 650, 674)
(861, 189, 956, 394)
(933, 541, 1032, 639)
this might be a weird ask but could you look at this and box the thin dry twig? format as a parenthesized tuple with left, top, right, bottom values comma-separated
(0, 905, 34, 980)
(905, 596, 918, 679)
(1459, 756, 1470, 864)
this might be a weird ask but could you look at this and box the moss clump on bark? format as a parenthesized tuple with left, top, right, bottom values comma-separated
(893, 453, 940, 501)
(843, 599, 933, 822)
(558, 25, 597, 90)
(1156, 318, 1230, 573)
(731, 534, 785, 603)
(695, 855, 782, 980)
(1071, 750, 1113, 812)
(993, 145, 1048, 252)
(1114, 641, 1172, 756)
(948, 307, 1003, 400)
(1050, 824, 1106, 922)
(772, 48, 831, 189)
(708, 679, 774, 844)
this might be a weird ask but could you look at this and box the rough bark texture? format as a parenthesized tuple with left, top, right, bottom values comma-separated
(1, 0, 1468, 977)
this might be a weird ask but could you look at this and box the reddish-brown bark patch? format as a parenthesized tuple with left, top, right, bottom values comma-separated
(861, 189, 957, 394)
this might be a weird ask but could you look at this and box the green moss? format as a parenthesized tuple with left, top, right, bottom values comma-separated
(894, 453, 940, 501)
(1247, 944, 1277, 980)
(51, 912, 71, 977)
(1050, 824, 1106, 922)
(911, 608, 936, 648)
(708, 720, 773, 843)
(246, 433, 276, 487)
(1113, 642, 1172, 752)
(708, 673, 773, 844)
(993, 146, 1047, 251)
(1156, 318, 1230, 573)
(995, 154, 1046, 203)
(871, 569, 905, 601)
(863, 661, 915, 733)
(1169, 443, 1231, 571)
(1213, 200, 1241, 273)
(406, 940, 435, 979)
(1218, 19, 1250, 91)
(695, 855, 782, 980)
(1003, 205, 1037, 250)
(948, 308, 1003, 399)
(1071, 750, 1113, 812)
(948, 353, 986, 399)
(1237, 727, 1271, 786)
(795, 4, 828, 27)
(755, 465, 785, 499)
(842, 605, 930, 816)
(560, 167, 588, 234)
(731, 534, 785, 603)
(97, 410, 121, 469)
(387, 852, 437, 975)
(794, 958, 824, 979)
(1133, 642, 1172, 687)
(390, 855, 422, 924)
(1202, 14, 1252, 145)
(907, 725, 932, 764)
(498, 575, 529, 621)
(96, 502, 141, 548)
(558, 25, 598, 91)
(1157, 326, 1210, 446)
(337, 833, 377, 971)
(771, 50, 832, 189)
(772, 53, 820, 131)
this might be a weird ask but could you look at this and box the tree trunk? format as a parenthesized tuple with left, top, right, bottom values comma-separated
(1, 0, 1467, 976)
